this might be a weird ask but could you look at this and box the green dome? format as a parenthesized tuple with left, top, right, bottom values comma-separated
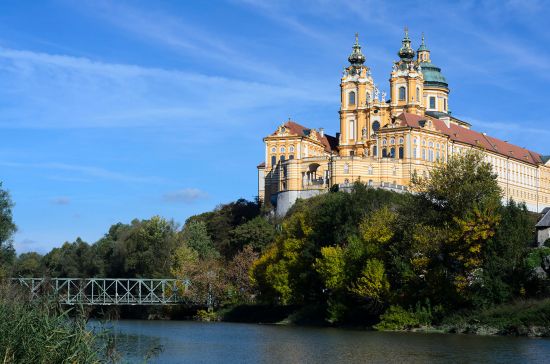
(420, 62, 448, 89)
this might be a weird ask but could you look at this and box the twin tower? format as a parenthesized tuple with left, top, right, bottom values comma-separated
(338, 29, 449, 157)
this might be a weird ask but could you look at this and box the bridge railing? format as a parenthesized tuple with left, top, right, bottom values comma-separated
(11, 278, 193, 306)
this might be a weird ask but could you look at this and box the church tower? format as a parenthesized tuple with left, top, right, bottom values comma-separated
(389, 28, 424, 116)
(339, 34, 376, 157)
(417, 34, 450, 114)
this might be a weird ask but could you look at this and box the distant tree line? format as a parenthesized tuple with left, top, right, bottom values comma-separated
(2, 151, 550, 324)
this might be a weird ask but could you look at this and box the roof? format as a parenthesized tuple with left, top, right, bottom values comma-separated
(543, 156, 550, 164)
(396, 113, 544, 165)
(536, 209, 550, 228)
(257, 161, 265, 168)
(270, 121, 338, 152)
(420, 62, 448, 89)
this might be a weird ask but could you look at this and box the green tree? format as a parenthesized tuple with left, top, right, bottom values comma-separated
(314, 246, 346, 291)
(349, 258, 390, 304)
(13, 252, 45, 277)
(0, 182, 16, 274)
(181, 220, 219, 260)
(229, 216, 276, 254)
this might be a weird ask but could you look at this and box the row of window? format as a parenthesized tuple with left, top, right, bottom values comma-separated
(270, 146, 295, 153)
(270, 155, 294, 165)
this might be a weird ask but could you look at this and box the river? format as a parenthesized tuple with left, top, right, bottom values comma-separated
(92, 320, 550, 363)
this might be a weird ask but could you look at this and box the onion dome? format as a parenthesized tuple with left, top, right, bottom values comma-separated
(398, 27, 415, 61)
(348, 33, 366, 66)
(419, 62, 448, 89)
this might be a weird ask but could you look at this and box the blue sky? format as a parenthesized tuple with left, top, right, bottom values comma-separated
(1, 0, 549, 254)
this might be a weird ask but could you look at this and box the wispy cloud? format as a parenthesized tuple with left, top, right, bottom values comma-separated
(163, 188, 209, 204)
(0, 161, 163, 183)
(0, 46, 332, 129)
(50, 196, 71, 205)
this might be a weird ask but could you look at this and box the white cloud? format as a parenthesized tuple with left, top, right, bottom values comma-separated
(51, 196, 71, 205)
(0, 46, 332, 129)
(162, 188, 209, 203)
(0, 161, 163, 183)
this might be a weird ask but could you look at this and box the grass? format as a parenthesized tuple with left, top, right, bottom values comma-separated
(0, 283, 101, 364)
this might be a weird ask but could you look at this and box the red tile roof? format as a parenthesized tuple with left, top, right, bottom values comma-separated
(257, 161, 265, 168)
(395, 113, 544, 165)
(270, 121, 338, 152)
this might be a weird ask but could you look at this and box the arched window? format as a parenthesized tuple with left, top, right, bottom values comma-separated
(399, 138, 404, 144)
(399, 86, 406, 101)
(382, 148, 388, 158)
(271, 147, 276, 153)
(280, 147, 286, 153)
(373, 146, 377, 157)
(271, 155, 276, 166)
(399, 147, 404, 159)
(390, 147, 396, 158)
(289, 146, 295, 152)
(390, 138, 395, 145)
(344, 163, 349, 174)
(382, 139, 387, 146)
(372, 121, 380, 132)
(280, 155, 285, 162)
(348, 91, 356, 105)
(416, 87, 420, 102)
(289, 155, 294, 160)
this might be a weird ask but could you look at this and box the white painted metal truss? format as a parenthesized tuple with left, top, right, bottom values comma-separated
(11, 278, 191, 305)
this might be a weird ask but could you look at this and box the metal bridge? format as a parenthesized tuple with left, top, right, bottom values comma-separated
(11, 278, 191, 306)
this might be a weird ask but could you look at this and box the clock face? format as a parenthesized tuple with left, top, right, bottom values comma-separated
(372, 121, 380, 132)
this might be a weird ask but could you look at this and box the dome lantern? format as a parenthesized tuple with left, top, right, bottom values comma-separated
(348, 33, 366, 67)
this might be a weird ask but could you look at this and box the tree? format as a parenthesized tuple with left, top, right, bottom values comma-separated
(349, 258, 390, 305)
(181, 220, 219, 260)
(229, 216, 276, 255)
(0, 182, 16, 274)
(225, 245, 259, 303)
(314, 246, 346, 291)
(13, 252, 45, 277)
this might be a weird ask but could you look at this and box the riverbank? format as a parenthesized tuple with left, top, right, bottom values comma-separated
(216, 298, 550, 338)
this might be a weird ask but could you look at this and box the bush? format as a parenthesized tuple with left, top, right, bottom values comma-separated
(374, 305, 420, 330)
(194, 309, 219, 322)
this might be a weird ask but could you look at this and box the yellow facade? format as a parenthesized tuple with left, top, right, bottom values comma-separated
(258, 31, 550, 215)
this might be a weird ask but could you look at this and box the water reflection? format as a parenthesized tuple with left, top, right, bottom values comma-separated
(90, 320, 550, 363)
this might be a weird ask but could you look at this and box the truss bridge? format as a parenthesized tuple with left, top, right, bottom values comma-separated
(11, 278, 191, 306)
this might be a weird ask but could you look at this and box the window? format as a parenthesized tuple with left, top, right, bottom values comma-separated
(344, 163, 349, 174)
(271, 147, 276, 153)
(429, 96, 436, 109)
(443, 99, 447, 111)
(399, 86, 406, 101)
(368, 166, 373, 175)
(390, 147, 396, 158)
(289, 155, 294, 160)
(382, 148, 388, 158)
(373, 146, 377, 157)
(349, 120, 355, 140)
(348, 91, 356, 105)
(416, 87, 420, 102)
(422, 148, 426, 160)
(413, 147, 417, 158)
(350, 151, 355, 157)
(271, 155, 276, 166)
(366, 92, 371, 102)
(399, 147, 404, 159)
(372, 121, 380, 132)
(382, 139, 387, 146)
(399, 138, 404, 144)
(390, 138, 395, 145)
(280, 147, 286, 153)
(289, 146, 295, 152)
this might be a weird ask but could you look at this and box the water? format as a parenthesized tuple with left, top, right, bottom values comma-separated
(92, 320, 550, 363)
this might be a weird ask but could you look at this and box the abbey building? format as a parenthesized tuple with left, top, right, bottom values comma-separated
(257, 30, 550, 216)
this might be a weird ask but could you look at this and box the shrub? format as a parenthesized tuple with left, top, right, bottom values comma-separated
(374, 305, 420, 331)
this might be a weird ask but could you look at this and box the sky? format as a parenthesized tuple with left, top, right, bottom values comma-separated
(1, 0, 549, 254)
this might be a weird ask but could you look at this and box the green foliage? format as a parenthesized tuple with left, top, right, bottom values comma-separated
(0, 286, 99, 363)
(0, 182, 16, 275)
(181, 220, 219, 260)
(229, 216, 276, 253)
(349, 259, 390, 303)
(374, 305, 421, 331)
(194, 309, 220, 322)
(13, 252, 46, 277)
(314, 246, 346, 291)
